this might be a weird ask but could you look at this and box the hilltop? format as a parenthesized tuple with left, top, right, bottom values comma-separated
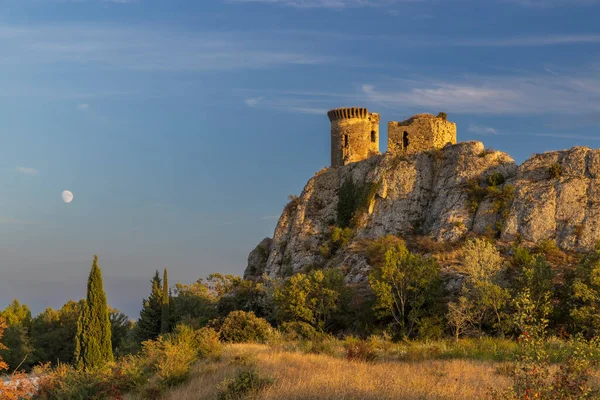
(246, 141, 600, 282)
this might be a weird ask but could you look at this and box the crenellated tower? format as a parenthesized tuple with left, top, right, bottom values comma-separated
(327, 107, 380, 167)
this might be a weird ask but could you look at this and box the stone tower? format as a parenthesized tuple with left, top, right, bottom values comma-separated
(388, 113, 456, 154)
(328, 107, 380, 168)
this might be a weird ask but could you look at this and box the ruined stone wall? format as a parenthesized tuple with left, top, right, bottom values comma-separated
(328, 107, 380, 167)
(388, 114, 457, 154)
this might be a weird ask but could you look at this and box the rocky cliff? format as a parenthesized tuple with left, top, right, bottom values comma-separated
(245, 142, 600, 283)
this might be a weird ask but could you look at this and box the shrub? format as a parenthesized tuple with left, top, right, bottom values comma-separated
(280, 321, 321, 341)
(337, 179, 381, 229)
(437, 112, 448, 120)
(487, 172, 506, 187)
(220, 311, 272, 343)
(344, 337, 378, 362)
(216, 366, 274, 400)
(549, 162, 563, 178)
(193, 326, 222, 358)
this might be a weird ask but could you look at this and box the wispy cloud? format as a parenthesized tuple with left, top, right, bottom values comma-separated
(468, 124, 498, 135)
(77, 103, 90, 111)
(532, 133, 600, 141)
(16, 167, 39, 176)
(226, 0, 401, 9)
(509, 0, 600, 7)
(360, 66, 600, 115)
(244, 95, 330, 114)
(0, 24, 335, 71)
(229, 0, 600, 8)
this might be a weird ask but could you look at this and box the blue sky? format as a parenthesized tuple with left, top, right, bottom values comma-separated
(0, 0, 599, 318)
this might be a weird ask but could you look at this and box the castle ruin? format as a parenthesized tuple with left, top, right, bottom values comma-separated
(327, 108, 457, 167)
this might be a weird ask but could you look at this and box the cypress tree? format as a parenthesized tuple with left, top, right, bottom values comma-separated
(74, 255, 113, 370)
(160, 268, 170, 334)
(136, 271, 163, 342)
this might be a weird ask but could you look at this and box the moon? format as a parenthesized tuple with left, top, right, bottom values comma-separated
(62, 190, 74, 204)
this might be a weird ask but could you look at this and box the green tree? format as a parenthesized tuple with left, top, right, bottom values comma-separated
(569, 248, 600, 337)
(274, 268, 347, 331)
(0, 324, 34, 371)
(136, 270, 163, 342)
(74, 255, 114, 370)
(109, 308, 133, 356)
(0, 299, 34, 371)
(455, 238, 510, 336)
(31, 300, 82, 366)
(368, 237, 441, 338)
(161, 268, 170, 334)
(171, 279, 217, 328)
(0, 299, 32, 327)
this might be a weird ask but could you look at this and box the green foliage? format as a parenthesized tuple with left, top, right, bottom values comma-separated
(74, 255, 114, 371)
(455, 239, 510, 336)
(136, 270, 164, 343)
(466, 177, 514, 235)
(161, 268, 170, 335)
(569, 249, 600, 337)
(549, 162, 563, 178)
(336, 178, 380, 229)
(491, 290, 595, 400)
(109, 308, 133, 357)
(0, 299, 34, 371)
(216, 365, 275, 400)
(319, 226, 354, 258)
(31, 301, 82, 367)
(368, 239, 441, 338)
(437, 112, 448, 120)
(486, 172, 506, 187)
(0, 324, 34, 371)
(1, 299, 32, 327)
(219, 311, 272, 343)
(344, 337, 378, 362)
(170, 279, 217, 328)
(274, 268, 348, 331)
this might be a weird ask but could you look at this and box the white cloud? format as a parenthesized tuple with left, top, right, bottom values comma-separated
(16, 167, 39, 176)
(359, 66, 600, 115)
(0, 24, 335, 72)
(509, 0, 600, 7)
(244, 97, 264, 107)
(226, 0, 400, 8)
(243, 94, 330, 114)
(468, 124, 498, 135)
(77, 103, 90, 111)
(533, 133, 600, 141)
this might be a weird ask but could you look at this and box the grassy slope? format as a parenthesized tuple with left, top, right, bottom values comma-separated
(152, 343, 513, 400)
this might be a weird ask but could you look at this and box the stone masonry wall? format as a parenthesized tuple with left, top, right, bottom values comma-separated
(388, 113, 457, 154)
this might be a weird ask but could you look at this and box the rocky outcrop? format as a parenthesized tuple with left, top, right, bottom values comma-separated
(245, 142, 600, 283)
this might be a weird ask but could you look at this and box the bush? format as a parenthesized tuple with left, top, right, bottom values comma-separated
(487, 172, 506, 187)
(280, 321, 322, 341)
(337, 179, 381, 229)
(344, 337, 378, 362)
(220, 311, 272, 343)
(437, 112, 448, 120)
(549, 162, 563, 178)
(216, 366, 274, 400)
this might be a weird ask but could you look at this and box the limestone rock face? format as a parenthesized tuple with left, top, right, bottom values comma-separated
(245, 143, 600, 283)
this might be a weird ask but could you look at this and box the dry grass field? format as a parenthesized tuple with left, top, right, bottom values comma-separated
(154, 343, 513, 400)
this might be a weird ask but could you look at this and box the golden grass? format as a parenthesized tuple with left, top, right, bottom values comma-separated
(159, 343, 513, 400)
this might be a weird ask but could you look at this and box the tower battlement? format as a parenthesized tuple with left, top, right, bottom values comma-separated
(328, 107, 380, 168)
(327, 107, 371, 121)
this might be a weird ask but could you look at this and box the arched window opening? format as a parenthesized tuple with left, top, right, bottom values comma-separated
(344, 134, 349, 148)
(371, 130, 376, 143)
(403, 131, 409, 150)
